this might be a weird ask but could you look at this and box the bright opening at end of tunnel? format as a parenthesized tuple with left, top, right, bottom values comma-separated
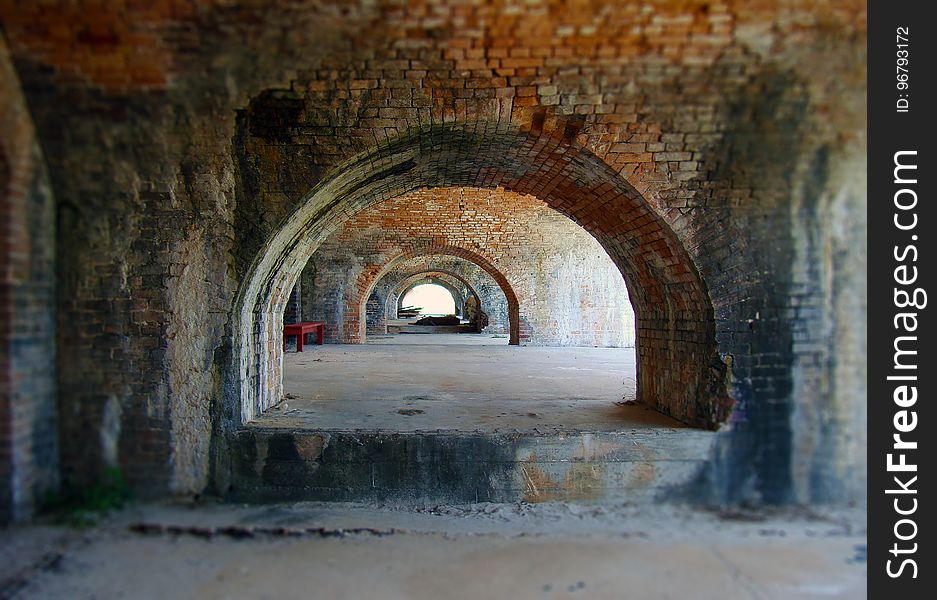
(401, 284, 457, 316)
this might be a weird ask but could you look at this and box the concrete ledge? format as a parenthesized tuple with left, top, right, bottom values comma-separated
(227, 428, 715, 504)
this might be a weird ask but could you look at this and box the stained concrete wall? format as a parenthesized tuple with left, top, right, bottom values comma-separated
(0, 1, 867, 510)
(301, 187, 635, 347)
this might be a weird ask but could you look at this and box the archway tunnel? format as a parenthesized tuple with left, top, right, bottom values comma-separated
(384, 266, 507, 336)
(397, 282, 460, 318)
(224, 123, 732, 503)
(260, 180, 646, 452)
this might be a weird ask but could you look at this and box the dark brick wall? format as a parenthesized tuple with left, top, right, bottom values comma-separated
(0, 34, 58, 523)
(283, 281, 301, 325)
(3, 42, 240, 500)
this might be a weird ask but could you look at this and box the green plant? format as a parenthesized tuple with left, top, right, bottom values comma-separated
(44, 466, 132, 527)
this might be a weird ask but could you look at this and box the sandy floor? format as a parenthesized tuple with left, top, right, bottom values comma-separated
(0, 501, 866, 599)
(268, 335, 652, 432)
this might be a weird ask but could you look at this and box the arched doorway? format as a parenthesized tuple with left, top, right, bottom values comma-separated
(352, 245, 522, 346)
(232, 124, 729, 430)
(393, 273, 484, 327)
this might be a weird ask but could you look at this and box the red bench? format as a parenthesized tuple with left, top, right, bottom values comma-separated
(283, 321, 324, 352)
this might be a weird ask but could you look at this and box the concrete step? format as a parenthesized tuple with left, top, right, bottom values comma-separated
(226, 428, 714, 504)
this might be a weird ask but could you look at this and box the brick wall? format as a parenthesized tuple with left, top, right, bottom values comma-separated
(0, 33, 58, 523)
(0, 0, 867, 508)
(283, 281, 301, 325)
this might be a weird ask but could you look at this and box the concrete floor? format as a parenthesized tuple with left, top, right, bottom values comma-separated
(261, 334, 664, 432)
(0, 334, 863, 598)
(0, 501, 867, 599)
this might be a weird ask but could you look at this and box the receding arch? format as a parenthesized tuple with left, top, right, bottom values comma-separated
(362, 255, 509, 337)
(392, 271, 481, 321)
(351, 245, 521, 346)
(396, 278, 465, 318)
(233, 122, 728, 427)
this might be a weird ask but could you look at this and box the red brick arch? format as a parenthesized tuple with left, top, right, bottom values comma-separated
(235, 124, 729, 428)
(352, 245, 521, 345)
